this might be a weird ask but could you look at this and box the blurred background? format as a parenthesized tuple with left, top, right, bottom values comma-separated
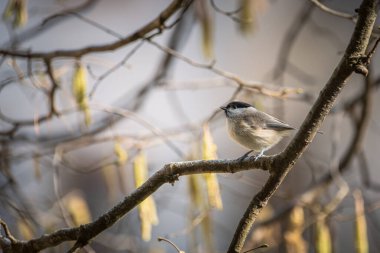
(1, 0, 380, 252)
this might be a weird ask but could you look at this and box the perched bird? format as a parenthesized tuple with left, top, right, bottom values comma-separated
(220, 101, 295, 160)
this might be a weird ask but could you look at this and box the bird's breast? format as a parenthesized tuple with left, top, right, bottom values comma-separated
(227, 119, 287, 151)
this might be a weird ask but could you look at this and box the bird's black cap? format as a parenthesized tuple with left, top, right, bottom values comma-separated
(223, 101, 252, 110)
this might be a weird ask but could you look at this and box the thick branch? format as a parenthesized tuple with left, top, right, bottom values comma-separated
(1, 157, 271, 253)
(256, 70, 375, 228)
(227, 0, 378, 252)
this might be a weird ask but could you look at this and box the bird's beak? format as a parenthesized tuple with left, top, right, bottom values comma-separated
(220, 106, 227, 111)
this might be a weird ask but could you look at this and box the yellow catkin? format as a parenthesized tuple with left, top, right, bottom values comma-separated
(315, 219, 332, 253)
(72, 63, 86, 107)
(2, 0, 14, 20)
(33, 154, 41, 181)
(134, 152, 158, 241)
(188, 175, 203, 208)
(2, 0, 28, 27)
(240, 0, 253, 34)
(353, 190, 369, 253)
(284, 206, 307, 253)
(83, 107, 91, 127)
(196, 1, 213, 59)
(239, 0, 267, 35)
(72, 62, 91, 126)
(15, 0, 28, 27)
(201, 125, 223, 210)
(17, 219, 34, 240)
(66, 194, 92, 226)
(101, 164, 118, 202)
(114, 141, 128, 167)
(201, 16, 213, 59)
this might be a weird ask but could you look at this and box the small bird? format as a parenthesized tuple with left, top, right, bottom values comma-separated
(220, 101, 295, 160)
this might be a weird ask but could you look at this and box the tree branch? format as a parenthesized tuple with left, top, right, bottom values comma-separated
(0, 157, 272, 253)
(0, 0, 190, 59)
(255, 67, 376, 230)
(227, 0, 378, 252)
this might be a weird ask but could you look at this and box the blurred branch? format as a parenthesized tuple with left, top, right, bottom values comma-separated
(210, 0, 245, 24)
(158, 237, 184, 253)
(1, 0, 99, 48)
(0, 0, 193, 142)
(130, 4, 195, 111)
(242, 244, 269, 253)
(210, 0, 242, 16)
(0, 59, 60, 136)
(310, 0, 357, 20)
(227, 0, 378, 252)
(147, 38, 303, 98)
(0, 0, 191, 59)
(88, 41, 144, 97)
(91, 103, 184, 157)
(272, 1, 314, 81)
(357, 150, 380, 191)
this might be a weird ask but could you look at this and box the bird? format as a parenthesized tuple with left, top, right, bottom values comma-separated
(220, 101, 295, 160)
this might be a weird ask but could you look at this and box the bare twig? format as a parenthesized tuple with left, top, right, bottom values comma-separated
(158, 237, 184, 253)
(0, 219, 16, 243)
(358, 150, 380, 191)
(88, 41, 144, 97)
(272, 1, 314, 81)
(242, 244, 269, 253)
(365, 36, 380, 60)
(1, 0, 98, 48)
(210, 0, 245, 24)
(91, 103, 184, 158)
(310, 0, 356, 20)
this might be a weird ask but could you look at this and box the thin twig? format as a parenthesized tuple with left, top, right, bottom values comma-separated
(158, 237, 184, 253)
(310, 0, 356, 20)
(0, 219, 16, 243)
(242, 244, 269, 253)
(91, 102, 184, 158)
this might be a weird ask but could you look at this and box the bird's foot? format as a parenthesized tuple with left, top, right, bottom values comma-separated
(254, 150, 265, 161)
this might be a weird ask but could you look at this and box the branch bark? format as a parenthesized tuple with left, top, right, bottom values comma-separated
(227, 0, 378, 252)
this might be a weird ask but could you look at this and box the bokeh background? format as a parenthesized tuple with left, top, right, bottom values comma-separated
(1, 0, 380, 252)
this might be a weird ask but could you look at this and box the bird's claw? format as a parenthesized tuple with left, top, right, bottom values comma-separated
(254, 150, 265, 161)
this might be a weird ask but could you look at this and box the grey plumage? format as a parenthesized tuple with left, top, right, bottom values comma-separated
(220, 101, 294, 159)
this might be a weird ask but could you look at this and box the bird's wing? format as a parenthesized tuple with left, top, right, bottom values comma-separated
(265, 121, 295, 131)
(256, 111, 295, 131)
